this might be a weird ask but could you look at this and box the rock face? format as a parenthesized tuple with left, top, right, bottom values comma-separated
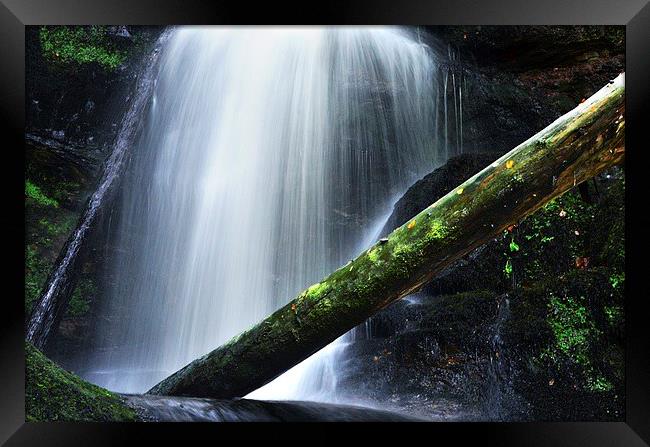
(25, 26, 164, 363)
(423, 25, 625, 156)
(26, 26, 163, 162)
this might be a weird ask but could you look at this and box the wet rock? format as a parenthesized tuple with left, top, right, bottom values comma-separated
(108, 26, 132, 40)
(338, 291, 499, 419)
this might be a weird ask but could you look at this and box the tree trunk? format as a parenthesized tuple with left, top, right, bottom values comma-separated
(149, 74, 625, 399)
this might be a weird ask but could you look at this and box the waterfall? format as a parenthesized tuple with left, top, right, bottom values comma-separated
(85, 26, 448, 396)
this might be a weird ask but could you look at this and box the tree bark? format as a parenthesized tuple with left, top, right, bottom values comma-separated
(149, 74, 625, 399)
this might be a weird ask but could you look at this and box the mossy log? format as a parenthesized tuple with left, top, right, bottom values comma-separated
(149, 74, 625, 399)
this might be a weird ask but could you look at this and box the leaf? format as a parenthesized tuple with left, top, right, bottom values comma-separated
(509, 240, 520, 252)
(504, 259, 513, 277)
(407, 220, 416, 230)
(506, 159, 515, 169)
(575, 257, 589, 269)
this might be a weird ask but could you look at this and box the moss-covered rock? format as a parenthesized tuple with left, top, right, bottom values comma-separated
(24, 177, 81, 316)
(24, 161, 101, 369)
(26, 26, 164, 157)
(39, 26, 128, 71)
(504, 269, 624, 420)
(25, 342, 140, 421)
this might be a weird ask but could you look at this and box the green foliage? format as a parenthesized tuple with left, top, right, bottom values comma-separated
(25, 177, 80, 315)
(542, 295, 596, 367)
(39, 215, 76, 238)
(51, 181, 82, 205)
(518, 190, 591, 281)
(66, 279, 94, 317)
(509, 238, 520, 252)
(604, 305, 623, 326)
(503, 258, 513, 278)
(609, 272, 624, 289)
(586, 375, 614, 392)
(426, 218, 449, 240)
(25, 245, 50, 314)
(527, 269, 622, 394)
(25, 180, 59, 208)
(39, 26, 126, 71)
(25, 342, 139, 421)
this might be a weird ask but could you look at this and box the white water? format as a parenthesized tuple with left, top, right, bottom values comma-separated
(87, 26, 452, 397)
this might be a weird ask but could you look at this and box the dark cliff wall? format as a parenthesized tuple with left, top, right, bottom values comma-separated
(25, 26, 164, 362)
(424, 25, 624, 156)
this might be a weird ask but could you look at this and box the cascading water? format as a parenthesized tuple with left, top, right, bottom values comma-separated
(85, 26, 455, 398)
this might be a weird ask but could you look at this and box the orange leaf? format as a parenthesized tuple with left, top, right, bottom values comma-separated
(575, 257, 589, 269)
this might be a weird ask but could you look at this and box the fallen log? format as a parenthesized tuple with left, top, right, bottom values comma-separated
(149, 73, 625, 399)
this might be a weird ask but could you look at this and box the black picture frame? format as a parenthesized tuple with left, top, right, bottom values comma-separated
(2, 0, 648, 444)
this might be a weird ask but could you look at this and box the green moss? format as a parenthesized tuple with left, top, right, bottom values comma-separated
(509, 238, 520, 252)
(608, 272, 624, 289)
(25, 180, 59, 208)
(39, 26, 126, 71)
(503, 258, 513, 278)
(528, 270, 621, 393)
(586, 375, 614, 392)
(25, 342, 139, 421)
(426, 218, 449, 241)
(66, 278, 94, 318)
(25, 215, 77, 315)
(51, 181, 83, 206)
(603, 305, 623, 327)
(39, 216, 76, 238)
(518, 191, 591, 281)
(25, 245, 49, 314)
(543, 295, 595, 366)
(367, 247, 380, 263)
(25, 178, 81, 315)
(306, 281, 329, 300)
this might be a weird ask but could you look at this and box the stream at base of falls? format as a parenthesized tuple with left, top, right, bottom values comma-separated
(123, 395, 424, 422)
